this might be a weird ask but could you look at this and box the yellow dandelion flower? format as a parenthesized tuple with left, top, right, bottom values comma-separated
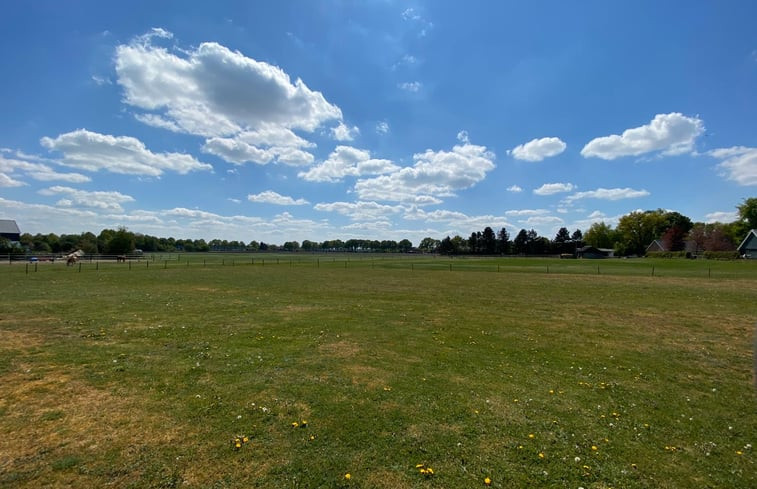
(484, 476, 492, 486)
(538, 452, 545, 459)
(344, 473, 351, 480)
(736, 450, 743, 455)
(420, 468, 427, 475)
(631, 463, 637, 469)
(426, 467, 434, 475)
(518, 445, 524, 449)
(415, 464, 424, 468)
(235, 442, 241, 449)
(243, 436, 249, 443)
(549, 389, 554, 394)
(591, 445, 598, 451)
(291, 422, 299, 428)
(528, 433, 535, 439)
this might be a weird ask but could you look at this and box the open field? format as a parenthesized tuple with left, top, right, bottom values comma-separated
(1, 257, 755, 488)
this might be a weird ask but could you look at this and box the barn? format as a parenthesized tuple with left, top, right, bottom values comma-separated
(0, 220, 21, 243)
(737, 229, 757, 258)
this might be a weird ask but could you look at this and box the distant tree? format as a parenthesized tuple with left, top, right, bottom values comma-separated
(583, 222, 616, 249)
(451, 235, 467, 254)
(660, 225, 688, 251)
(259, 242, 269, 251)
(571, 229, 584, 247)
(615, 211, 670, 256)
(398, 239, 413, 252)
(107, 227, 136, 254)
(737, 197, 757, 229)
(481, 227, 497, 254)
(439, 236, 454, 255)
(418, 237, 440, 253)
(468, 232, 481, 254)
(513, 229, 529, 255)
(283, 241, 300, 251)
(301, 240, 316, 251)
(553, 227, 572, 254)
(496, 227, 511, 254)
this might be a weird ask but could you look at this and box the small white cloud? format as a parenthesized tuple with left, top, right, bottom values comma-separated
(402, 8, 421, 21)
(0, 172, 26, 187)
(91, 75, 112, 86)
(705, 210, 739, 223)
(457, 130, 470, 144)
(41, 129, 212, 176)
(581, 112, 704, 160)
(533, 182, 575, 196)
(376, 121, 390, 135)
(331, 122, 360, 141)
(298, 146, 398, 183)
(709, 146, 757, 186)
(506, 185, 522, 193)
(398, 81, 422, 92)
(38, 185, 135, 211)
(227, 198, 241, 204)
(505, 209, 550, 217)
(563, 187, 650, 203)
(511, 137, 566, 162)
(248, 190, 309, 206)
(314, 200, 403, 221)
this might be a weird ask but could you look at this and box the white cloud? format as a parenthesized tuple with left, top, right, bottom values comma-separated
(398, 81, 422, 92)
(510, 137, 566, 162)
(563, 187, 650, 203)
(403, 207, 510, 232)
(298, 146, 398, 183)
(203, 137, 274, 165)
(533, 182, 575, 196)
(0, 173, 26, 187)
(331, 122, 360, 141)
(519, 215, 564, 226)
(248, 190, 309, 206)
(705, 210, 739, 223)
(0, 154, 91, 183)
(709, 146, 757, 186)
(91, 75, 112, 86)
(581, 112, 704, 160)
(314, 201, 403, 220)
(506, 185, 523, 193)
(353, 137, 495, 204)
(38, 185, 135, 211)
(40, 129, 212, 176)
(505, 209, 550, 217)
(376, 121, 390, 134)
(115, 33, 343, 137)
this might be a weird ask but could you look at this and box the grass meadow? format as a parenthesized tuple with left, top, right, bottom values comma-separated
(1, 255, 755, 488)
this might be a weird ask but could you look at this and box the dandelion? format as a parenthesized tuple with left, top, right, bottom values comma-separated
(528, 433, 535, 439)
(484, 476, 492, 486)
(242, 436, 249, 443)
(416, 464, 424, 468)
(291, 421, 299, 428)
(631, 463, 637, 469)
(344, 473, 351, 480)
(538, 452, 545, 459)
(591, 445, 598, 451)
(549, 389, 554, 394)
(736, 450, 743, 455)
(301, 420, 308, 427)
(309, 435, 315, 441)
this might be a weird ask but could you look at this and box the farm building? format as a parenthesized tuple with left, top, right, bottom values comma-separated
(646, 240, 666, 253)
(737, 229, 757, 258)
(576, 246, 614, 259)
(0, 219, 21, 242)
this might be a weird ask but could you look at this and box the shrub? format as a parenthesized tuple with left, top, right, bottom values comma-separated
(702, 251, 739, 260)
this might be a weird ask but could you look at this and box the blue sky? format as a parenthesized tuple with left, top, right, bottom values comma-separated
(1, 1, 756, 245)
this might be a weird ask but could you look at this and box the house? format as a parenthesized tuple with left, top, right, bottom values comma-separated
(576, 246, 614, 259)
(0, 220, 21, 242)
(737, 229, 757, 258)
(646, 240, 666, 253)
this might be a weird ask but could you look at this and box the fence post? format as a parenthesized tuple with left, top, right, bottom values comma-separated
(96, 262, 99, 271)
(78, 262, 82, 272)
(129, 261, 131, 270)
(35, 262, 38, 272)
(25, 263, 28, 274)
(147, 261, 149, 269)
(651, 266, 655, 277)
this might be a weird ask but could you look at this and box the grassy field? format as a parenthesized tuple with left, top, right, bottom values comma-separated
(1, 256, 755, 488)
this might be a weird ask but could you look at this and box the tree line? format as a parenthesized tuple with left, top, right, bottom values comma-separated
(2, 198, 754, 257)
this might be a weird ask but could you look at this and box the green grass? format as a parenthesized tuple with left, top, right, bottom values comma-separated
(0, 256, 755, 488)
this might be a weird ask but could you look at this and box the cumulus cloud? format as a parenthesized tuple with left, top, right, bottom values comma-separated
(709, 146, 757, 186)
(510, 137, 566, 162)
(403, 207, 510, 231)
(115, 33, 342, 136)
(376, 121, 390, 134)
(581, 112, 704, 159)
(519, 215, 564, 226)
(331, 122, 360, 141)
(506, 185, 523, 193)
(0, 153, 91, 183)
(40, 129, 212, 176)
(247, 190, 309, 206)
(298, 146, 398, 183)
(353, 137, 495, 204)
(314, 201, 403, 220)
(505, 209, 550, 217)
(705, 210, 739, 223)
(563, 187, 650, 203)
(38, 185, 135, 211)
(533, 182, 575, 195)
(0, 173, 26, 187)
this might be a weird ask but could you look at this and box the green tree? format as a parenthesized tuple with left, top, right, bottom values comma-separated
(737, 197, 757, 231)
(496, 227, 510, 254)
(481, 227, 496, 254)
(398, 239, 413, 252)
(107, 227, 136, 254)
(513, 229, 529, 255)
(615, 211, 668, 256)
(418, 237, 440, 253)
(583, 222, 616, 249)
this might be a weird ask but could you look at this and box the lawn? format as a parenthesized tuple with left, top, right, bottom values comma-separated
(0, 257, 755, 488)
